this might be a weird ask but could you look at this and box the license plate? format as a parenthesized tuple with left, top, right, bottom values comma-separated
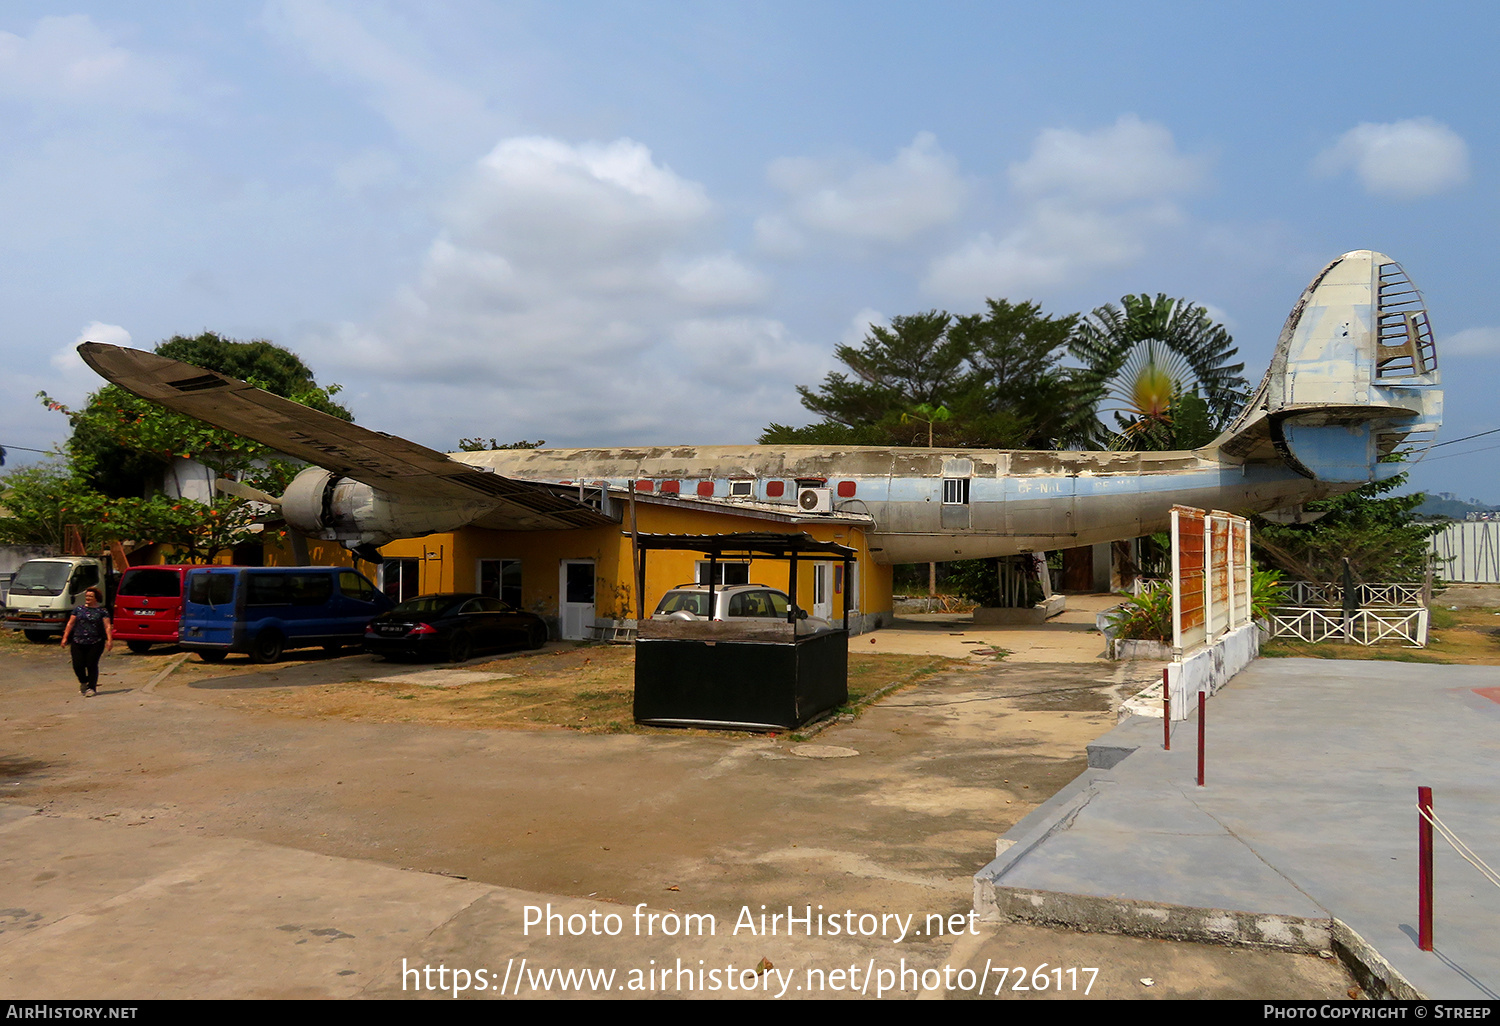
(133, 609, 158, 616)
(379, 625, 406, 635)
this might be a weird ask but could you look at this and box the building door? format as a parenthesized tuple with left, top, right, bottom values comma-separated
(559, 560, 595, 640)
(812, 562, 833, 622)
(478, 559, 523, 608)
(381, 558, 419, 603)
(837, 562, 858, 629)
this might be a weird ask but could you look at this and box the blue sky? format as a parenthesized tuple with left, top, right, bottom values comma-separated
(1, 2, 1495, 500)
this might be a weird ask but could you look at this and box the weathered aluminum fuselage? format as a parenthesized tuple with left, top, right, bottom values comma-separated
(447, 445, 1338, 564)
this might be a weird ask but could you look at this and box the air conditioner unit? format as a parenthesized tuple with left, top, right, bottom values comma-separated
(797, 487, 832, 513)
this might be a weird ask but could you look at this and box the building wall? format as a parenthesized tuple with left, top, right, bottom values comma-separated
(377, 503, 893, 634)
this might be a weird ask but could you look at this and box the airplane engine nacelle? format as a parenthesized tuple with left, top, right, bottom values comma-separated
(280, 466, 491, 548)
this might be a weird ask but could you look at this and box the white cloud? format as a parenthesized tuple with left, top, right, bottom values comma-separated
(1444, 327, 1500, 357)
(0, 15, 179, 109)
(1009, 114, 1208, 203)
(925, 115, 1205, 302)
(311, 135, 815, 446)
(261, 0, 500, 156)
(841, 308, 889, 348)
(1313, 118, 1469, 199)
(451, 137, 713, 262)
(761, 133, 967, 248)
(669, 253, 770, 307)
(51, 321, 130, 378)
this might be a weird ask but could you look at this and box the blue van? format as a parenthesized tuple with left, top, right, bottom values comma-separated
(179, 566, 390, 663)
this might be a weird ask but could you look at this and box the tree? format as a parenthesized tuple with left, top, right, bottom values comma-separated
(0, 463, 108, 551)
(458, 438, 546, 451)
(26, 332, 348, 562)
(1069, 294, 1248, 450)
(949, 299, 1093, 449)
(762, 300, 1089, 449)
(1253, 473, 1439, 583)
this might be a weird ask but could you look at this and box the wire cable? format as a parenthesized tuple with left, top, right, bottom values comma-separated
(1418, 804, 1500, 891)
(1432, 427, 1500, 449)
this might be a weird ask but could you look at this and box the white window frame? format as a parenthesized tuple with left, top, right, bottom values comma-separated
(942, 478, 970, 505)
(695, 560, 750, 586)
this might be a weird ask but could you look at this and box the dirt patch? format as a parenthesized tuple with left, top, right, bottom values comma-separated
(0, 635, 1357, 998)
(162, 645, 960, 735)
(0, 757, 51, 781)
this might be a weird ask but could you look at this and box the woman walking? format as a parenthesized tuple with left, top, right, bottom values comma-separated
(61, 587, 112, 697)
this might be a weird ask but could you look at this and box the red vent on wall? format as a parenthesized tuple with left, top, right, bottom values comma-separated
(660, 480, 680, 494)
(766, 481, 785, 497)
(696, 481, 714, 496)
(635, 480, 654, 492)
(836, 481, 856, 497)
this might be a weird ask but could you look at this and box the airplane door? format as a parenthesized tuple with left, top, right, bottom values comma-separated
(559, 560, 595, 640)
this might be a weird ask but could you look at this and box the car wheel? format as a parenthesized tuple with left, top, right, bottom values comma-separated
(250, 632, 284, 664)
(23, 630, 53, 644)
(527, 624, 547, 649)
(198, 651, 227, 664)
(447, 632, 472, 664)
(126, 640, 153, 654)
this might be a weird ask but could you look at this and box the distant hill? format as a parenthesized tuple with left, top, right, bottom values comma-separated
(1415, 493, 1500, 520)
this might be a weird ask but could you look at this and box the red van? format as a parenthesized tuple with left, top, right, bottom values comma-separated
(113, 565, 204, 653)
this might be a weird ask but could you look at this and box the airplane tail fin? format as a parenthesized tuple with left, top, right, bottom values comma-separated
(1211, 250, 1442, 482)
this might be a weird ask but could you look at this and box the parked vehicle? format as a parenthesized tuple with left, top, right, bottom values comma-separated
(179, 566, 390, 663)
(3, 557, 110, 642)
(364, 593, 548, 662)
(113, 564, 202, 654)
(650, 584, 833, 633)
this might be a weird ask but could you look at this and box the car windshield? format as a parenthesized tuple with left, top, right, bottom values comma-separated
(391, 596, 469, 617)
(654, 591, 710, 616)
(9, 562, 71, 597)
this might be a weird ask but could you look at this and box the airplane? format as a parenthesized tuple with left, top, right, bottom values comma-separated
(78, 249, 1441, 568)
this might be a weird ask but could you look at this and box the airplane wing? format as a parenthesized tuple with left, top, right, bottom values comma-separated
(78, 343, 615, 529)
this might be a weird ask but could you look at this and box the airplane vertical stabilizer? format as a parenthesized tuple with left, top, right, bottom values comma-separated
(1213, 250, 1442, 482)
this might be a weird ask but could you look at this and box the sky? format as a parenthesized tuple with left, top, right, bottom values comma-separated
(0, 2, 1496, 501)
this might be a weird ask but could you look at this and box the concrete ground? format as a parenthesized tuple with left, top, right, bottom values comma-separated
(0, 604, 1358, 1000)
(872, 594, 1121, 663)
(977, 657, 1500, 1000)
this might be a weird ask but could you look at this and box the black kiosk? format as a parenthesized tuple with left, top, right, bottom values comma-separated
(633, 532, 855, 732)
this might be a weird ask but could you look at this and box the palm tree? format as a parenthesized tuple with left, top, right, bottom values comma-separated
(1070, 294, 1247, 450)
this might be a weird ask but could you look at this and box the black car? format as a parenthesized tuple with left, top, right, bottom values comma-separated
(363, 593, 548, 662)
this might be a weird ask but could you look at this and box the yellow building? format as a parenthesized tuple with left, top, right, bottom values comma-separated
(374, 491, 892, 640)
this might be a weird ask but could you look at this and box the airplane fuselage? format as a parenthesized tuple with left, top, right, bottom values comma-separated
(445, 445, 1341, 564)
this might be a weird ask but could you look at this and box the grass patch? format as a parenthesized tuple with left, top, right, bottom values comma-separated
(196, 645, 961, 735)
(1260, 641, 1449, 664)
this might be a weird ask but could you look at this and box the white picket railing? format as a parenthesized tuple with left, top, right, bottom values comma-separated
(1280, 581, 1424, 609)
(1268, 606, 1429, 647)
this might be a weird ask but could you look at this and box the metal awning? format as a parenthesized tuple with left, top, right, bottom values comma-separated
(632, 532, 857, 559)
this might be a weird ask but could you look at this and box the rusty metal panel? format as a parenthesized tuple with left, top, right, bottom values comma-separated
(1172, 506, 1207, 653)
(1174, 505, 1252, 655)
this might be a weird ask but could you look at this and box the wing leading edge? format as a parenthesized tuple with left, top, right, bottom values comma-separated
(77, 343, 615, 531)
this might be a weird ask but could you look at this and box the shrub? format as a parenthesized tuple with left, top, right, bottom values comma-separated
(1108, 583, 1173, 643)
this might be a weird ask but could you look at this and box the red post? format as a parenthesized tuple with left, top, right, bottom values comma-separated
(1418, 786, 1434, 951)
(1196, 691, 1206, 787)
(1163, 668, 1171, 750)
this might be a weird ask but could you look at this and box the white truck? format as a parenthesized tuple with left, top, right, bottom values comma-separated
(3, 556, 110, 642)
